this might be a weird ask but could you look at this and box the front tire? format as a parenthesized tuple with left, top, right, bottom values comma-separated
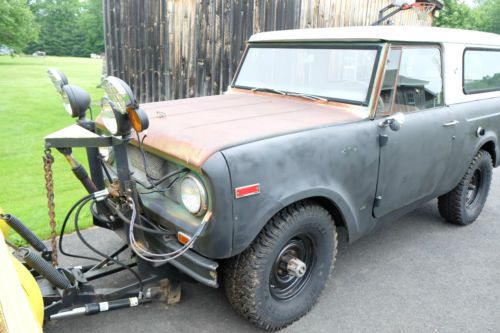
(438, 150, 493, 225)
(223, 201, 337, 331)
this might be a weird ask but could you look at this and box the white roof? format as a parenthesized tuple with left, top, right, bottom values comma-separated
(249, 26, 500, 46)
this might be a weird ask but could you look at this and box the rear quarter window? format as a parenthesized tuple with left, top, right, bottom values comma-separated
(463, 49, 500, 94)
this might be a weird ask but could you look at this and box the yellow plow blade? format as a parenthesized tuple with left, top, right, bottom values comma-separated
(0, 208, 43, 332)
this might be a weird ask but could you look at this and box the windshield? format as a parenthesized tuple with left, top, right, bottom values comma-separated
(233, 46, 379, 105)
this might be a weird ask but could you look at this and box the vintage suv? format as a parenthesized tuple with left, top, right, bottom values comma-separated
(88, 26, 500, 330)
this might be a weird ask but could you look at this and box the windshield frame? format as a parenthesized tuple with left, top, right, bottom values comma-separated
(231, 43, 383, 106)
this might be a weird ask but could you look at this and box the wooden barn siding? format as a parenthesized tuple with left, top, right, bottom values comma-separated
(103, 0, 431, 103)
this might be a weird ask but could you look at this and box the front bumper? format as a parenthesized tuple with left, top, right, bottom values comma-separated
(92, 206, 219, 288)
(150, 239, 219, 288)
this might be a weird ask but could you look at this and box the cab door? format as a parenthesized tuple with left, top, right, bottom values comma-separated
(373, 46, 455, 218)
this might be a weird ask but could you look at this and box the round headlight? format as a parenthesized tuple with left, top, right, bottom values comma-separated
(180, 174, 207, 215)
(102, 76, 136, 114)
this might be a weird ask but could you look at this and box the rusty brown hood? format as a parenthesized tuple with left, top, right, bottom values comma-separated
(99, 91, 364, 168)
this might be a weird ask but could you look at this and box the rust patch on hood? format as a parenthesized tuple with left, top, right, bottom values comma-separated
(97, 92, 364, 168)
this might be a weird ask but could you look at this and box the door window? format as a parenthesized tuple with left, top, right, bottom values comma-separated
(377, 49, 401, 116)
(378, 46, 444, 114)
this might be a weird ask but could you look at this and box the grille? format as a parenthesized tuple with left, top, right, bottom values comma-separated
(127, 145, 184, 204)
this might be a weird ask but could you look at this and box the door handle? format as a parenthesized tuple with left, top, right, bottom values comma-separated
(443, 120, 459, 127)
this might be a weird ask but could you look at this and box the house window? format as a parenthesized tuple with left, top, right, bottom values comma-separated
(406, 91, 416, 105)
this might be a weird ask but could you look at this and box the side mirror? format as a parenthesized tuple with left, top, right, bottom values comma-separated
(378, 112, 406, 131)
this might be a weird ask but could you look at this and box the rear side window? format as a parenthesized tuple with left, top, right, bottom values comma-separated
(464, 49, 500, 94)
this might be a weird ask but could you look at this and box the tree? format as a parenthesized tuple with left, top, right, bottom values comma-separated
(0, 0, 38, 52)
(476, 0, 500, 34)
(79, 0, 105, 55)
(26, 0, 82, 56)
(25, 0, 104, 57)
(433, 0, 480, 30)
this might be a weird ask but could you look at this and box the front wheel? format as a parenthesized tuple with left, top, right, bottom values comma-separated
(223, 201, 337, 331)
(438, 150, 493, 225)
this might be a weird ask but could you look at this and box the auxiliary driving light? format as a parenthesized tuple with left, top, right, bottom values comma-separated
(47, 68, 68, 93)
(61, 85, 91, 119)
(100, 76, 149, 135)
(100, 97, 131, 136)
(48, 68, 91, 119)
(101, 76, 137, 114)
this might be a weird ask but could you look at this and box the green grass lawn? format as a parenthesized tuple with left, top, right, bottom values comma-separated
(0, 55, 103, 244)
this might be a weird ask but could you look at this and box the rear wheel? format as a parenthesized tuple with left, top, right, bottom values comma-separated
(223, 201, 337, 331)
(438, 150, 493, 225)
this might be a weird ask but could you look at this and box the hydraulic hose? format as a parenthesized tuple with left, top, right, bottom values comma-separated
(71, 163, 99, 193)
(59, 149, 112, 219)
(21, 248, 71, 289)
(1, 214, 47, 252)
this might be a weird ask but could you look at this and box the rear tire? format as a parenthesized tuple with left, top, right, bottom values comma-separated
(223, 201, 337, 331)
(438, 150, 492, 225)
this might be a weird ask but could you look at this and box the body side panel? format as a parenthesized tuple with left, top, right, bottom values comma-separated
(444, 98, 500, 187)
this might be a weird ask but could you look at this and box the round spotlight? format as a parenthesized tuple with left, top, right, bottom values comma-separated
(47, 68, 68, 93)
(100, 97, 131, 136)
(61, 85, 91, 118)
(102, 76, 137, 114)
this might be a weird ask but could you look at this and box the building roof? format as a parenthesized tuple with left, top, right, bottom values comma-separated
(249, 26, 500, 46)
(381, 72, 429, 90)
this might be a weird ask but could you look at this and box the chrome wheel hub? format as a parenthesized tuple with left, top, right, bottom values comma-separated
(286, 256, 307, 278)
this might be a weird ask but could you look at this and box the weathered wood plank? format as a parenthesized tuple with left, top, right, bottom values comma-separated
(105, 0, 433, 103)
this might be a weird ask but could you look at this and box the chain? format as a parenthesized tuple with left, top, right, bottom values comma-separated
(43, 148, 58, 266)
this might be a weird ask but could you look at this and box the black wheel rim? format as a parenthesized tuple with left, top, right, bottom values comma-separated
(269, 233, 315, 301)
(466, 169, 482, 207)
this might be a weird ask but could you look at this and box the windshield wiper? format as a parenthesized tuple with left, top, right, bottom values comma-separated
(251, 87, 327, 102)
(285, 92, 328, 102)
(251, 87, 286, 95)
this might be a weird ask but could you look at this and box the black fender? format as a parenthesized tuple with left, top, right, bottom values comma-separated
(228, 187, 360, 256)
(220, 120, 380, 257)
(474, 133, 498, 167)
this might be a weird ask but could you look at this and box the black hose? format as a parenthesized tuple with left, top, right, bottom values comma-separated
(99, 157, 113, 182)
(136, 169, 188, 190)
(59, 194, 100, 262)
(21, 248, 71, 289)
(137, 133, 159, 182)
(73, 198, 144, 293)
(1, 214, 47, 252)
(135, 132, 188, 189)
